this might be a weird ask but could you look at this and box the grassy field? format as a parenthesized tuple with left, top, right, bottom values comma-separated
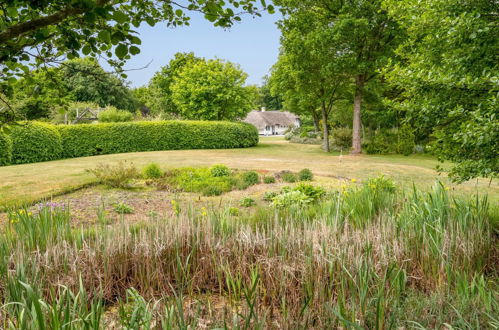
(0, 137, 497, 328)
(0, 137, 497, 208)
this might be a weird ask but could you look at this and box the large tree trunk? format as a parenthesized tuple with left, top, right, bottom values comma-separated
(351, 75, 365, 154)
(321, 101, 330, 152)
(311, 109, 320, 132)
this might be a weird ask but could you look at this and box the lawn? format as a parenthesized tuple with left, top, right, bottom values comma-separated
(0, 137, 497, 328)
(0, 137, 496, 208)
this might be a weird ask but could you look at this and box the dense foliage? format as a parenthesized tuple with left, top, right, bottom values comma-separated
(170, 59, 254, 121)
(10, 122, 63, 164)
(383, 0, 498, 181)
(0, 0, 274, 126)
(7, 58, 137, 121)
(97, 106, 134, 123)
(0, 132, 12, 165)
(0, 121, 258, 165)
(57, 121, 258, 159)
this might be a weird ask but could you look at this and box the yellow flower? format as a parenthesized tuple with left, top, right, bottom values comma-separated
(351, 178, 357, 183)
(201, 207, 208, 217)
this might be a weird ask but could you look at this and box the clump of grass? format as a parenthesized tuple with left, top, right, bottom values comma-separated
(210, 164, 231, 177)
(242, 171, 260, 186)
(113, 202, 134, 214)
(142, 163, 164, 179)
(87, 161, 139, 188)
(263, 175, 276, 184)
(240, 197, 256, 207)
(298, 168, 313, 181)
(280, 171, 297, 183)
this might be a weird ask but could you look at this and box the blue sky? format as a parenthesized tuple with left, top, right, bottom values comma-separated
(105, 12, 282, 88)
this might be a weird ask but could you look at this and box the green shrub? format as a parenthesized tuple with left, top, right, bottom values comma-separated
(298, 168, 313, 181)
(0, 132, 12, 166)
(228, 207, 240, 216)
(240, 197, 256, 207)
(10, 122, 62, 164)
(263, 175, 276, 184)
(142, 163, 163, 179)
(397, 125, 416, 156)
(272, 191, 312, 208)
(242, 171, 260, 186)
(202, 184, 226, 196)
(210, 164, 230, 177)
(365, 175, 396, 193)
(262, 191, 278, 202)
(293, 183, 325, 201)
(281, 172, 297, 183)
(98, 107, 134, 123)
(113, 202, 134, 214)
(174, 168, 233, 196)
(57, 121, 258, 159)
(365, 129, 397, 154)
(330, 127, 352, 151)
(87, 161, 139, 188)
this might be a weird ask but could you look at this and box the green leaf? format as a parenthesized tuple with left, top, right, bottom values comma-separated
(98, 30, 111, 43)
(115, 44, 128, 59)
(113, 11, 128, 23)
(129, 46, 140, 55)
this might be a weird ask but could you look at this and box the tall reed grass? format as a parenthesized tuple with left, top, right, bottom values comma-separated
(0, 181, 496, 328)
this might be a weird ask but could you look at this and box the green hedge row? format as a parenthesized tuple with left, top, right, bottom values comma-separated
(0, 121, 258, 166)
(0, 132, 12, 166)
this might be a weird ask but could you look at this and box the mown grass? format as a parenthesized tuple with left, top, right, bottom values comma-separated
(0, 137, 497, 208)
(0, 180, 497, 328)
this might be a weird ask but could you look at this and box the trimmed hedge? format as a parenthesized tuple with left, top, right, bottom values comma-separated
(58, 121, 258, 158)
(0, 121, 258, 166)
(0, 132, 12, 166)
(11, 122, 63, 164)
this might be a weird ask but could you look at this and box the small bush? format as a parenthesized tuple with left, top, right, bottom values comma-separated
(87, 161, 139, 188)
(202, 184, 225, 196)
(298, 168, 313, 181)
(272, 191, 312, 208)
(281, 172, 297, 183)
(235, 179, 250, 190)
(365, 129, 397, 154)
(0, 132, 12, 166)
(263, 191, 278, 202)
(240, 197, 256, 207)
(142, 163, 164, 179)
(113, 202, 134, 214)
(263, 175, 276, 184)
(228, 207, 240, 216)
(330, 127, 352, 151)
(211, 164, 230, 177)
(365, 175, 396, 193)
(10, 122, 62, 164)
(397, 125, 416, 156)
(242, 171, 260, 186)
(98, 107, 134, 123)
(293, 183, 325, 201)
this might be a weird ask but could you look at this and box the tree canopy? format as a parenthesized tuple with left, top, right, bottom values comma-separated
(0, 0, 274, 125)
(383, 0, 498, 182)
(7, 58, 136, 120)
(170, 58, 253, 121)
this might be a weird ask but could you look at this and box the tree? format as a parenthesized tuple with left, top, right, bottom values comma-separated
(9, 58, 137, 120)
(383, 0, 498, 182)
(148, 52, 202, 115)
(273, 1, 351, 151)
(255, 75, 282, 111)
(170, 59, 253, 121)
(0, 0, 274, 126)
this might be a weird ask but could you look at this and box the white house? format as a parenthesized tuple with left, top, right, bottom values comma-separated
(243, 109, 300, 136)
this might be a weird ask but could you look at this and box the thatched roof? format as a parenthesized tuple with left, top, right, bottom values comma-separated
(243, 110, 299, 130)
